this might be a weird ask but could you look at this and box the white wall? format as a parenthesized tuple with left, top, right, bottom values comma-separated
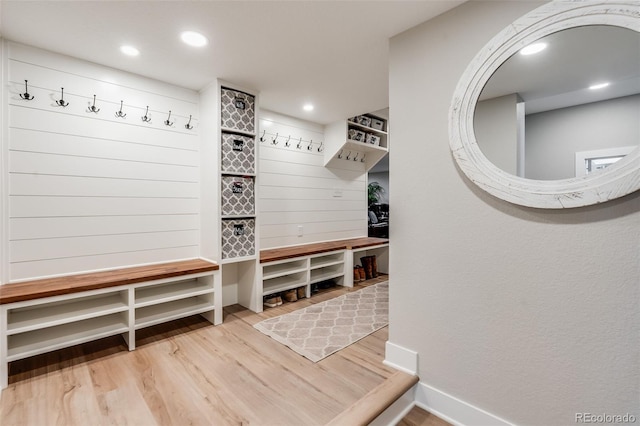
(3, 42, 200, 282)
(525, 94, 640, 180)
(474, 94, 520, 175)
(258, 110, 367, 248)
(389, 2, 639, 425)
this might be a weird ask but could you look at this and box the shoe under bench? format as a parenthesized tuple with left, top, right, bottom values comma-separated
(258, 237, 389, 312)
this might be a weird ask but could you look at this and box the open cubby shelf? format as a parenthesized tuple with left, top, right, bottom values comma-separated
(259, 250, 346, 311)
(1, 267, 220, 389)
(135, 296, 214, 329)
(7, 313, 129, 361)
(7, 291, 128, 335)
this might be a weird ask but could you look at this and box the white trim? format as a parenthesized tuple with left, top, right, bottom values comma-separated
(575, 146, 637, 177)
(383, 341, 418, 375)
(370, 384, 417, 426)
(449, 0, 640, 209)
(415, 381, 514, 426)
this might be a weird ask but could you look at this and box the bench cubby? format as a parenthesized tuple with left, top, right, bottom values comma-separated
(256, 238, 388, 312)
(0, 259, 220, 390)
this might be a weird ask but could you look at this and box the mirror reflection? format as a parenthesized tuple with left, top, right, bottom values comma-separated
(474, 25, 640, 180)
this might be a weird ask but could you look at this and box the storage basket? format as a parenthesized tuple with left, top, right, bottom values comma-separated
(355, 115, 372, 127)
(348, 128, 366, 142)
(370, 117, 385, 131)
(366, 133, 381, 146)
(221, 218, 255, 259)
(221, 176, 255, 217)
(221, 87, 255, 133)
(221, 133, 255, 174)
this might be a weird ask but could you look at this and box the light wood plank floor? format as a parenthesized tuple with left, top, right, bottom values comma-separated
(398, 406, 452, 426)
(1, 276, 396, 426)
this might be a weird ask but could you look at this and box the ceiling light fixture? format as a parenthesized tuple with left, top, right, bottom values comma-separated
(303, 104, 314, 112)
(589, 82, 610, 90)
(181, 31, 208, 47)
(520, 42, 547, 56)
(120, 45, 140, 57)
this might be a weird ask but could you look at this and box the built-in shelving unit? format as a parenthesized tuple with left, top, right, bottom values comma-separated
(258, 250, 346, 312)
(215, 81, 261, 313)
(1, 269, 219, 387)
(324, 113, 389, 171)
(219, 84, 258, 263)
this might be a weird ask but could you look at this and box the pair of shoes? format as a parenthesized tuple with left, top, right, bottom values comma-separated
(354, 265, 366, 282)
(360, 256, 378, 279)
(264, 295, 283, 308)
(297, 287, 306, 299)
(282, 289, 298, 302)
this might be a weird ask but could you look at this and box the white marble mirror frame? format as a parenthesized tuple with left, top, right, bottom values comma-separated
(449, 1, 640, 209)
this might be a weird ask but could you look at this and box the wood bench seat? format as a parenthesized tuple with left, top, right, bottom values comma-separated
(260, 237, 389, 263)
(0, 259, 219, 305)
(1, 258, 221, 390)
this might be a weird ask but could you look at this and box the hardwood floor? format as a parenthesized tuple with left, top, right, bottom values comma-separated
(0, 276, 394, 425)
(398, 406, 452, 426)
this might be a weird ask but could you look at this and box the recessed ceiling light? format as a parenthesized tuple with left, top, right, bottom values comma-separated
(181, 31, 208, 47)
(303, 104, 314, 112)
(589, 82, 610, 90)
(120, 45, 140, 56)
(520, 42, 547, 56)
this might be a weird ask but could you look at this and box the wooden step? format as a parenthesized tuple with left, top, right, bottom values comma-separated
(326, 370, 419, 426)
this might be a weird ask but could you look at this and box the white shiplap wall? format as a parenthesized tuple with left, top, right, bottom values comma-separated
(259, 110, 367, 248)
(4, 42, 200, 282)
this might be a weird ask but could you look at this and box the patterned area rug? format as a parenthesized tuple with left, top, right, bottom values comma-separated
(253, 282, 388, 362)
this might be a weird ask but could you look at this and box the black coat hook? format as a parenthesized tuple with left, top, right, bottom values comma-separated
(297, 137, 303, 149)
(19, 80, 35, 100)
(185, 115, 194, 130)
(115, 100, 127, 118)
(307, 139, 313, 151)
(142, 106, 151, 123)
(285, 135, 291, 147)
(55, 87, 69, 107)
(317, 141, 324, 152)
(361, 154, 366, 163)
(338, 149, 344, 159)
(272, 133, 279, 145)
(87, 95, 100, 113)
(260, 130, 266, 142)
(353, 152, 359, 162)
(164, 110, 174, 127)
(346, 151, 353, 160)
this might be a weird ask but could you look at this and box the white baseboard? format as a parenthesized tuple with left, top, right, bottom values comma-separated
(415, 381, 514, 426)
(370, 384, 417, 426)
(383, 341, 418, 375)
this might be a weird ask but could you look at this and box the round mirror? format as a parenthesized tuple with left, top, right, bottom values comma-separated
(449, 1, 640, 208)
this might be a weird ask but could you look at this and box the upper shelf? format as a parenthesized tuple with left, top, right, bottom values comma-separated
(323, 113, 389, 172)
(346, 120, 388, 136)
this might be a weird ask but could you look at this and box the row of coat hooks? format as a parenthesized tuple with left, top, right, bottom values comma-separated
(18, 79, 195, 130)
(260, 130, 324, 153)
(337, 149, 366, 163)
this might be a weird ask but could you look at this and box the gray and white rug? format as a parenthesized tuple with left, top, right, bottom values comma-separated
(253, 282, 388, 362)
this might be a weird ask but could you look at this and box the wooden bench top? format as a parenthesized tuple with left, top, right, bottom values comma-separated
(0, 259, 219, 305)
(260, 237, 389, 263)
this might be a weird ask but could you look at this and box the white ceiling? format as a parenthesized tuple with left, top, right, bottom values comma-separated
(0, 0, 463, 125)
(480, 25, 640, 114)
